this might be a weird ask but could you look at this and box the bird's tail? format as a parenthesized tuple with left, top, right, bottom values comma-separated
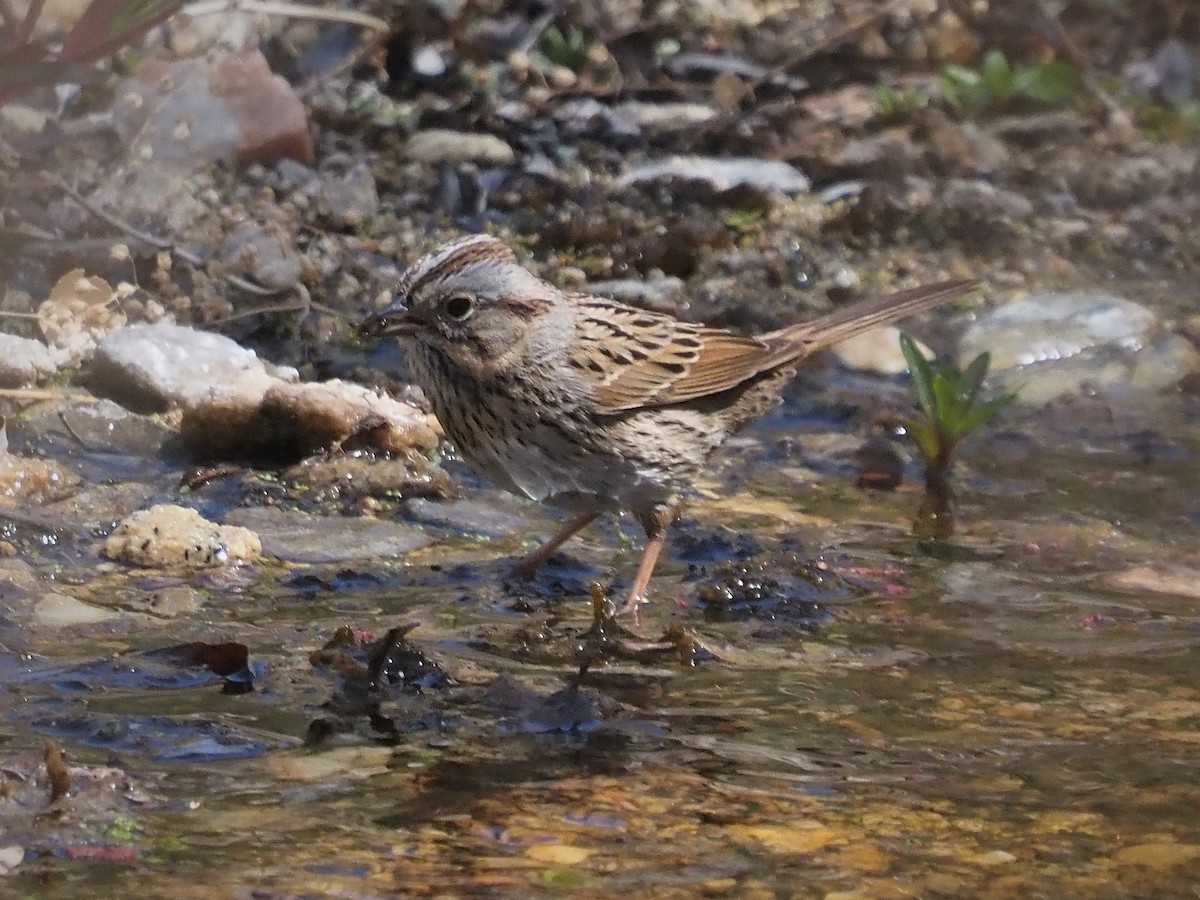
(772, 279, 980, 354)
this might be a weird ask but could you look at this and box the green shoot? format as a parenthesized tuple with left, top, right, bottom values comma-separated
(940, 50, 1075, 119)
(538, 24, 592, 72)
(899, 332, 1016, 538)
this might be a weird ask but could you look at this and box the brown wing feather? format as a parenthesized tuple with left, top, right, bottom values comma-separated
(571, 278, 980, 413)
(571, 296, 774, 412)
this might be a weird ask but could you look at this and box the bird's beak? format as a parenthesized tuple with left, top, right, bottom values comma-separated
(359, 300, 417, 338)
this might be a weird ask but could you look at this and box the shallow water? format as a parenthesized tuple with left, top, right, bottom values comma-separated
(2, 368, 1199, 898)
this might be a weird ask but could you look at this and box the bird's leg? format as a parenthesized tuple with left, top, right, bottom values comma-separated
(624, 504, 680, 618)
(511, 510, 599, 578)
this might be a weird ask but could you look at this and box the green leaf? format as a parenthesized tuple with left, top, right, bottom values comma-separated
(899, 332, 937, 417)
(930, 372, 962, 434)
(904, 418, 940, 464)
(941, 64, 982, 89)
(958, 351, 991, 407)
(981, 50, 1014, 95)
(1015, 60, 1075, 105)
(958, 392, 1017, 434)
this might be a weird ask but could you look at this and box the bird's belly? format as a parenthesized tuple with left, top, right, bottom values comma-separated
(471, 426, 654, 514)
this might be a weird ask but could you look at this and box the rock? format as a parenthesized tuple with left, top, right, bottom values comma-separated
(618, 156, 810, 194)
(286, 454, 453, 500)
(613, 101, 718, 134)
(830, 326, 929, 376)
(103, 504, 262, 567)
(0, 333, 63, 387)
(1073, 149, 1196, 210)
(92, 49, 311, 230)
(181, 378, 439, 462)
(132, 584, 205, 617)
(222, 507, 431, 563)
(958, 292, 1200, 404)
(215, 49, 314, 166)
(1114, 842, 1200, 869)
(1124, 39, 1198, 106)
(33, 592, 120, 627)
(988, 111, 1088, 147)
(940, 178, 1034, 223)
(1101, 566, 1200, 601)
(832, 129, 922, 180)
(405, 129, 516, 166)
(402, 492, 539, 538)
(318, 162, 380, 228)
(0, 453, 79, 501)
(217, 219, 302, 291)
(0, 844, 23, 875)
(21, 399, 175, 458)
(37, 269, 126, 364)
(259, 380, 439, 455)
(111, 50, 312, 168)
(554, 98, 642, 145)
(90, 322, 297, 414)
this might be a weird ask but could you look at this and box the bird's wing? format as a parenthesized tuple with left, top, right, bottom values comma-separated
(569, 296, 777, 412)
(569, 278, 980, 413)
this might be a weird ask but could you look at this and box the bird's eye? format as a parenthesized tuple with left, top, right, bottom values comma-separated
(443, 294, 474, 321)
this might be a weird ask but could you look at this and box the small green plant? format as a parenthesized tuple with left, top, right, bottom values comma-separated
(899, 333, 1017, 538)
(538, 23, 592, 71)
(940, 50, 1075, 118)
(873, 82, 928, 122)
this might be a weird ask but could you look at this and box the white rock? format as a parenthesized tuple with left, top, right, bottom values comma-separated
(0, 333, 64, 387)
(405, 129, 516, 165)
(958, 292, 1200, 403)
(614, 101, 718, 133)
(618, 156, 810, 193)
(0, 844, 24, 875)
(91, 322, 297, 413)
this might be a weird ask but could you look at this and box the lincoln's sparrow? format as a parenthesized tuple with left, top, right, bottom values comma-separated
(361, 235, 977, 611)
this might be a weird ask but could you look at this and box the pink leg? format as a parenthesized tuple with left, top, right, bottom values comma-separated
(511, 511, 599, 578)
(623, 503, 680, 617)
(623, 530, 667, 615)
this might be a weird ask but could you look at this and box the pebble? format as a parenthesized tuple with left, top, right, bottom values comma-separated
(37, 269, 126, 364)
(318, 161, 380, 228)
(613, 100, 718, 133)
(405, 129, 516, 166)
(222, 506, 432, 563)
(1100, 566, 1200, 601)
(33, 592, 120, 626)
(618, 156, 810, 194)
(103, 504, 262, 567)
(90, 322, 297, 414)
(0, 453, 78, 501)
(0, 333, 63, 387)
(829, 326, 929, 376)
(958, 292, 1200, 403)
(218, 219, 303, 290)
